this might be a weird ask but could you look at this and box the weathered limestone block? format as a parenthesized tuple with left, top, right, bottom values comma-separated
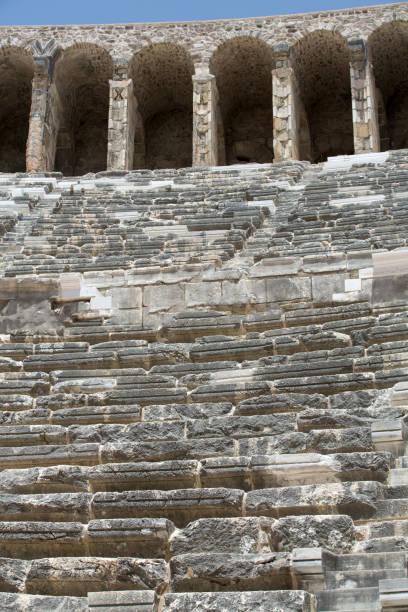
(235, 393, 327, 415)
(169, 517, 274, 555)
(163, 590, 314, 611)
(87, 518, 175, 558)
(25, 557, 168, 596)
(0, 558, 30, 593)
(0, 521, 85, 558)
(91, 488, 244, 527)
(88, 460, 198, 492)
(88, 590, 156, 611)
(100, 438, 235, 463)
(0, 492, 90, 522)
(169, 552, 292, 592)
(246, 481, 382, 519)
(0, 465, 89, 494)
(271, 515, 356, 553)
(0, 443, 99, 470)
(0, 593, 87, 611)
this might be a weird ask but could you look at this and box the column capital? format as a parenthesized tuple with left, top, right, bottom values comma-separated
(273, 43, 291, 68)
(193, 62, 213, 78)
(31, 39, 61, 79)
(348, 37, 368, 62)
(113, 58, 130, 80)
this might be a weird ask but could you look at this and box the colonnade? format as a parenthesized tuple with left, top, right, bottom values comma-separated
(1, 21, 407, 174)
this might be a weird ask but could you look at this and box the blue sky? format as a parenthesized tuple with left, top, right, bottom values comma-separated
(0, 0, 399, 26)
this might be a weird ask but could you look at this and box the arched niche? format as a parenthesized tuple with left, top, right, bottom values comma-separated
(292, 30, 353, 163)
(369, 21, 408, 151)
(210, 37, 275, 165)
(54, 44, 113, 175)
(129, 43, 194, 169)
(0, 46, 33, 172)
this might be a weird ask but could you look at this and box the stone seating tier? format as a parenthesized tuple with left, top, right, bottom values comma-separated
(1, 152, 408, 610)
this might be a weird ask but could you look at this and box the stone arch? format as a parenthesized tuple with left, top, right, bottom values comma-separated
(129, 43, 194, 169)
(210, 36, 275, 165)
(54, 43, 113, 175)
(0, 46, 33, 172)
(369, 21, 408, 151)
(291, 30, 353, 163)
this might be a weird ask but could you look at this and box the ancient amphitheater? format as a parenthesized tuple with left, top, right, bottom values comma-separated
(2, 2, 408, 611)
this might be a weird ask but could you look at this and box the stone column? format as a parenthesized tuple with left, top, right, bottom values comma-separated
(272, 44, 299, 162)
(349, 38, 380, 154)
(107, 59, 137, 171)
(26, 45, 60, 173)
(192, 65, 219, 167)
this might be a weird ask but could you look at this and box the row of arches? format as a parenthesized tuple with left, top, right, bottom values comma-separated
(2, 21, 408, 174)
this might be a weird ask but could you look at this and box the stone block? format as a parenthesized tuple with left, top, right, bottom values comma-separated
(88, 590, 156, 611)
(163, 590, 314, 611)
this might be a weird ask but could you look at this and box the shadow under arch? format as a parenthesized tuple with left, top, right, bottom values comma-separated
(369, 21, 408, 152)
(0, 46, 33, 173)
(291, 30, 353, 163)
(54, 43, 113, 175)
(129, 43, 194, 170)
(210, 36, 275, 165)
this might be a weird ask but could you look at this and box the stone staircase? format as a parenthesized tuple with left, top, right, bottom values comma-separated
(0, 151, 408, 610)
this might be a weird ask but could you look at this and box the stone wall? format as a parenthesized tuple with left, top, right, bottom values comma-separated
(1, 2, 408, 172)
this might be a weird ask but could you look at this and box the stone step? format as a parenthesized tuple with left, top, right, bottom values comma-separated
(316, 586, 380, 611)
(163, 590, 314, 612)
(325, 568, 406, 589)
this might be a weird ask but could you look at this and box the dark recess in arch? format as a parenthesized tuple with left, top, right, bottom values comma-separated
(54, 44, 113, 176)
(210, 36, 275, 166)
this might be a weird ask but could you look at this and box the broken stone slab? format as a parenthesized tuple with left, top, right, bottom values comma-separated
(0, 443, 99, 470)
(0, 408, 51, 427)
(91, 488, 244, 526)
(143, 402, 233, 421)
(0, 557, 30, 592)
(169, 517, 274, 556)
(87, 518, 175, 558)
(88, 590, 156, 611)
(0, 424, 67, 447)
(297, 408, 377, 431)
(199, 457, 250, 490)
(169, 552, 292, 592)
(292, 547, 326, 593)
(186, 413, 297, 439)
(379, 578, 408, 610)
(190, 380, 271, 404)
(235, 392, 328, 415)
(0, 465, 89, 494)
(163, 590, 314, 611)
(271, 515, 356, 553)
(273, 372, 375, 395)
(391, 382, 408, 407)
(372, 420, 407, 456)
(25, 557, 168, 597)
(51, 404, 142, 426)
(0, 593, 88, 611)
(0, 492, 90, 521)
(238, 428, 373, 456)
(100, 438, 235, 463)
(250, 451, 391, 488)
(88, 460, 198, 492)
(0, 522, 85, 558)
(23, 351, 118, 372)
(245, 481, 383, 519)
(67, 420, 185, 444)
